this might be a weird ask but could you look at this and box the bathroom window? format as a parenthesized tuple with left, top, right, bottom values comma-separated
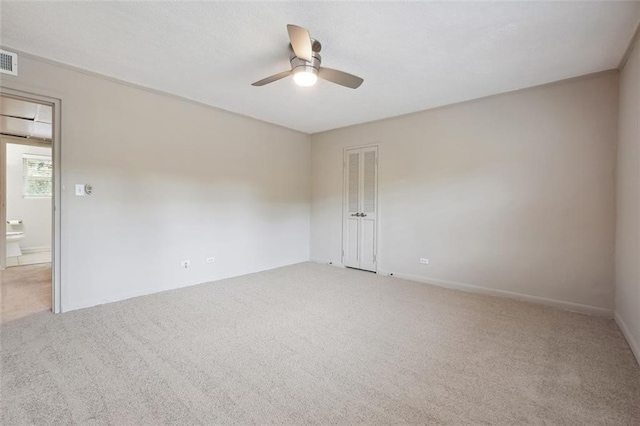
(23, 154, 53, 197)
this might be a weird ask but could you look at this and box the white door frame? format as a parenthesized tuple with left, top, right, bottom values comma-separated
(0, 89, 62, 314)
(342, 144, 379, 272)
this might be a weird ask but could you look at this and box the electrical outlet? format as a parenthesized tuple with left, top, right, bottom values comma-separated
(181, 260, 190, 269)
(206, 257, 215, 263)
(419, 258, 429, 265)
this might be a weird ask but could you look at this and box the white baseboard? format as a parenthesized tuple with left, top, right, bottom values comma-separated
(63, 259, 310, 313)
(375, 269, 612, 317)
(615, 312, 640, 366)
(22, 246, 51, 254)
(310, 258, 345, 268)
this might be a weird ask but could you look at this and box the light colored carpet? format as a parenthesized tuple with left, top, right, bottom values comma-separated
(1, 262, 638, 425)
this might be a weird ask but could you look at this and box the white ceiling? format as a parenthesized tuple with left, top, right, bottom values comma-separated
(1, 2, 639, 134)
(0, 97, 52, 140)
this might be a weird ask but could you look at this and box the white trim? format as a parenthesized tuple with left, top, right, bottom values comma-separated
(64, 260, 307, 313)
(342, 144, 379, 272)
(0, 134, 51, 147)
(23, 153, 51, 161)
(377, 269, 613, 317)
(615, 312, 640, 366)
(21, 246, 51, 254)
(311, 257, 345, 268)
(0, 140, 5, 270)
(0, 88, 62, 314)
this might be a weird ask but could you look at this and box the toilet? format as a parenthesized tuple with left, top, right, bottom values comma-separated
(6, 231, 24, 257)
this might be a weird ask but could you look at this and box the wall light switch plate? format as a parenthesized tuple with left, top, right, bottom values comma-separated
(75, 184, 85, 196)
(206, 257, 216, 263)
(420, 258, 429, 264)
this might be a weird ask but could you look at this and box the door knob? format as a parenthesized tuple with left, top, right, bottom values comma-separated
(351, 213, 358, 217)
(361, 213, 367, 217)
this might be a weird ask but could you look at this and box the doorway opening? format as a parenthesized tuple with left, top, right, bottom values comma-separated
(342, 145, 378, 272)
(0, 92, 61, 321)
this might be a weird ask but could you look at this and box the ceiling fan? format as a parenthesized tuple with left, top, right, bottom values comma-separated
(252, 25, 364, 89)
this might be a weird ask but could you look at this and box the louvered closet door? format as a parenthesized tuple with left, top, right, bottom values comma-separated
(343, 146, 377, 272)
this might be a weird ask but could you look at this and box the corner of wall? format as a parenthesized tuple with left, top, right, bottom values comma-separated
(614, 18, 640, 367)
(615, 312, 640, 365)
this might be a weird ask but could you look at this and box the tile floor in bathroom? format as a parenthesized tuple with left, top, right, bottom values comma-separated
(6, 250, 51, 267)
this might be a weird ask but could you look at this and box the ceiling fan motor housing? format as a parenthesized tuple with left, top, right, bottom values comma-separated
(290, 43, 321, 77)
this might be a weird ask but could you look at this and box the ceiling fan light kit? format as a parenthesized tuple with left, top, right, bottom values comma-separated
(252, 24, 364, 89)
(293, 68, 318, 87)
(291, 49, 321, 87)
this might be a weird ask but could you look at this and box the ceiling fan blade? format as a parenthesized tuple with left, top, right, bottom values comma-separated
(251, 70, 292, 87)
(318, 68, 364, 89)
(287, 24, 313, 62)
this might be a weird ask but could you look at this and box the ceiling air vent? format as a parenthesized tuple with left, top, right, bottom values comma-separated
(0, 50, 18, 76)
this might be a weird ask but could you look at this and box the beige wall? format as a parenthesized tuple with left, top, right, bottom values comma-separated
(0, 52, 625, 320)
(615, 36, 640, 362)
(5, 142, 52, 250)
(1, 55, 311, 312)
(311, 72, 619, 314)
